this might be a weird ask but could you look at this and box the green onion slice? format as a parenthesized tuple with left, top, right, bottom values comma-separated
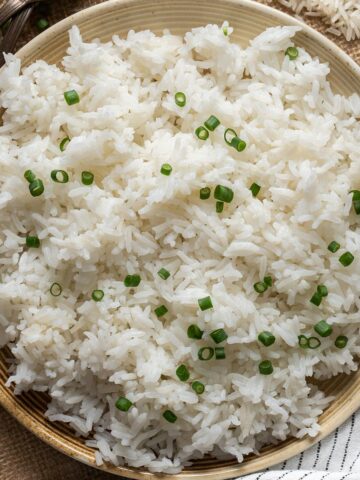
(198, 347, 214, 361)
(258, 331, 275, 347)
(187, 324, 203, 340)
(155, 305, 168, 318)
(285, 46, 299, 60)
(24, 170, 36, 183)
(163, 410, 177, 423)
(214, 185, 234, 203)
(51, 170, 69, 184)
(339, 252, 354, 267)
(308, 337, 321, 349)
(250, 182, 261, 197)
(298, 335, 308, 349)
(215, 347, 226, 359)
(50, 282, 62, 297)
(157, 268, 170, 280)
(36, 18, 49, 31)
(26, 235, 40, 248)
(81, 171, 94, 185)
(115, 396, 133, 412)
(29, 179, 44, 197)
(174, 92, 186, 107)
(124, 274, 141, 287)
(335, 335, 348, 349)
(176, 364, 190, 382)
(314, 320, 333, 337)
(254, 282, 267, 294)
(59, 136, 70, 152)
(210, 328, 228, 344)
(259, 360, 273, 375)
(195, 126, 209, 140)
(317, 285, 328, 297)
(64, 89, 80, 105)
(92, 289, 104, 302)
(310, 292, 322, 307)
(216, 201, 224, 213)
(200, 187, 211, 200)
(198, 296, 213, 311)
(204, 115, 220, 131)
(328, 241, 340, 253)
(160, 163, 172, 176)
(191, 381, 205, 394)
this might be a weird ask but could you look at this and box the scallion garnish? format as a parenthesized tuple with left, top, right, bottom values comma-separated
(176, 364, 190, 382)
(335, 335, 348, 349)
(223, 26, 228, 36)
(24, 170, 36, 183)
(258, 331, 275, 347)
(195, 126, 209, 141)
(350, 190, 360, 214)
(198, 347, 214, 361)
(51, 170, 69, 184)
(209, 328, 228, 344)
(155, 305, 168, 318)
(250, 182, 261, 197)
(224, 128, 246, 151)
(215, 347, 226, 359)
(259, 360, 273, 375)
(198, 296, 213, 311)
(328, 241, 340, 253)
(163, 410, 177, 423)
(298, 335, 308, 349)
(200, 187, 211, 200)
(264, 276, 273, 287)
(187, 324, 203, 340)
(310, 292, 323, 307)
(36, 18, 49, 31)
(174, 92, 186, 107)
(191, 381, 205, 394)
(308, 337, 321, 349)
(285, 46, 299, 60)
(317, 285, 328, 297)
(214, 185, 234, 203)
(64, 89, 80, 106)
(115, 397, 133, 412)
(124, 274, 141, 287)
(26, 235, 40, 248)
(339, 251, 354, 267)
(160, 163, 172, 176)
(81, 171, 94, 185)
(59, 136, 70, 152)
(50, 282, 62, 297)
(314, 320, 332, 337)
(157, 268, 170, 280)
(254, 282, 267, 294)
(204, 115, 220, 131)
(92, 289, 104, 302)
(29, 179, 44, 197)
(216, 201, 224, 213)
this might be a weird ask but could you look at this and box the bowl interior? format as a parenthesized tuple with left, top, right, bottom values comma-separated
(1, 1, 360, 479)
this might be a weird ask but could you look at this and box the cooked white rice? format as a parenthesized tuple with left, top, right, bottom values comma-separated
(0, 23, 360, 473)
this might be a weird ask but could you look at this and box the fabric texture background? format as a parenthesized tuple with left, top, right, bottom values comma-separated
(1, 0, 359, 478)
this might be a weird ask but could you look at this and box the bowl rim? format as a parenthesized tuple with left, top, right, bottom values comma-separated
(1, 0, 360, 478)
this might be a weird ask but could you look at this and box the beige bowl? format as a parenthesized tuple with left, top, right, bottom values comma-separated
(1, 0, 360, 478)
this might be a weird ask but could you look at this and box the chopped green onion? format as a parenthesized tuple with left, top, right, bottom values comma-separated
(124, 274, 141, 287)
(81, 171, 94, 185)
(36, 18, 49, 31)
(163, 410, 177, 423)
(209, 328, 228, 344)
(351, 190, 360, 215)
(51, 170, 69, 184)
(187, 324, 203, 340)
(50, 282, 62, 297)
(258, 331, 275, 347)
(115, 396, 133, 412)
(335, 335, 348, 349)
(224, 128, 237, 145)
(59, 136, 70, 152)
(200, 187, 211, 200)
(285, 46, 299, 60)
(176, 364, 190, 382)
(191, 381, 205, 394)
(26, 235, 40, 248)
(339, 251, 354, 267)
(155, 305, 168, 318)
(223, 26, 228, 36)
(250, 182, 261, 197)
(29, 179, 44, 197)
(310, 292, 323, 307)
(204, 115, 220, 131)
(92, 289, 104, 302)
(230, 136, 246, 152)
(174, 91, 186, 107)
(64, 89, 80, 106)
(259, 360, 273, 375)
(195, 126, 209, 141)
(24, 170, 36, 183)
(157, 268, 170, 280)
(254, 282, 267, 294)
(308, 337, 321, 349)
(314, 320, 333, 337)
(214, 185, 234, 203)
(198, 296, 213, 311)
(317, 285, 328, 297)
(328, 241, 340, 253)
(216, 201, 224, 213)
(215, 347, 226, 359)
(264, 276, 273, 287)
(198, 347, 214, 361)
(160, 163, 172, 176)
(298, 335, 309, 349)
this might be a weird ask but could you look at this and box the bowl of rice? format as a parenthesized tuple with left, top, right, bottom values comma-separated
(1, 0, 360, 478)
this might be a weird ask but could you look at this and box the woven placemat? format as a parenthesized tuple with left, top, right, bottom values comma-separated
(1, 1, 359, 479)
